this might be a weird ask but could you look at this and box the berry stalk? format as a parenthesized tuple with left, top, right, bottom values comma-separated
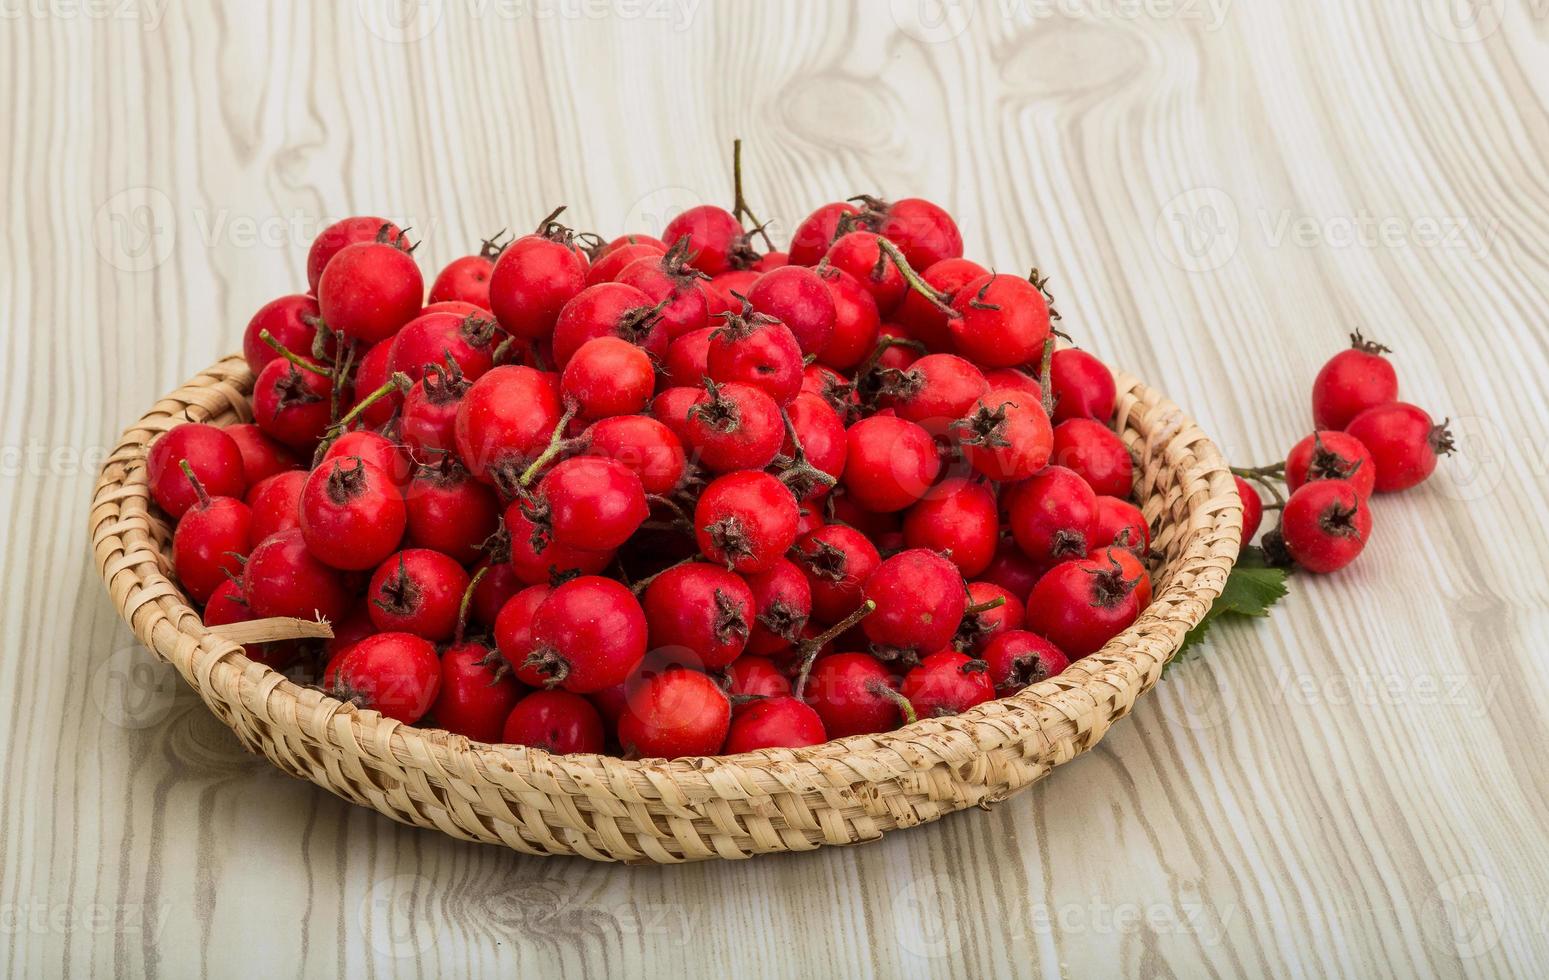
(793, 599, 877, 701)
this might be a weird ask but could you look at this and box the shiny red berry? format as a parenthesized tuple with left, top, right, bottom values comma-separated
(1344, 402, 1453, 493)
(642, 562, 755, 670)
(323, 631, 441, 724)
(365, 549, 469, 641)
(243, 529, 350, 622)
(1279, 479, 1373, 573)
(980, 630, 1070, 693)
(841, 416, 940, 512)
(1286, 430, 1378, 500)
(1312, 332, 1399, 431)
(723, 696, 826, 753)
(694, 470, 800, 574)
(618, 668, 731, 758)
(299, 456, 406, 571)
(861, 549, 966, 659)
(901, 651, 995, 718)
(147, 423, 247, 520)
(434, 642, 523, 743)
(502, 689, 605, 754)
(523, 576, 648, 693)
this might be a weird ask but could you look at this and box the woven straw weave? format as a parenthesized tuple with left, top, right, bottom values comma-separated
(89, 354, 1241, 863)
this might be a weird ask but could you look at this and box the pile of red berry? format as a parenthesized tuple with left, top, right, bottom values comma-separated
(150, 155, 1158, 759)
(1232, 333, 1454, 574)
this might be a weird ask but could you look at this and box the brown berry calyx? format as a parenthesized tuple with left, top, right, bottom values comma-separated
(459, 314, 501, 349)
(479, 520, 512, 564)
(321, 676, 369, 709)
(799, 538, 849, 581)
(757, 598, 807, 644)
(817, 373, 856, 416)
(869, 644, 924, 671)
(687, 379, 742, 433)
(475, 645, 513, 684)
(421, 359, 471, 405)
(1348, 330, 1392, 355)
(966, 275, 1001, 311)
(1307, 431, 1362, 483)
(952, 612, 992, 654)
(534, 205, 580, 247)
(705, 515, 755, 568)
(373, 555, 422, 618)
(1319, 498, 1364, 539)
(1007, 652, 1055, 688)
(376, 223, 418, 253)
(847, 193, 891, 225)
(711, 296, 781, 343)
(274, 363, 325, 410)
(516, 494, 557, 553)
(616, 296, 671, 345)
(875, 365, 926, 402)
(479, 230, 511, 260)
(325, 457, 370, 505)
(957, 399, 1014, 448)
(713, 588, 751, 645)
(1027, 267, 1061, 322)
(1084, 555, 1139, 609)
(522, 646, 571, 688)
(1051, 528, 1089, 560)
(1430, 419, 1457, 456)
(660, 236, 712, 285)
(414, 451, 471, 488)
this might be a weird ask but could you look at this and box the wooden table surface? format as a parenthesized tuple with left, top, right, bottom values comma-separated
(4, 1, 1547, 976)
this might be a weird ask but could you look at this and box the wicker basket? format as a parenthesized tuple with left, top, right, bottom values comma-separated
(89, 354, 1241, 863)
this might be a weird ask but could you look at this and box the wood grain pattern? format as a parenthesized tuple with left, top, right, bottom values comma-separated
(3, 0, 1547, 974)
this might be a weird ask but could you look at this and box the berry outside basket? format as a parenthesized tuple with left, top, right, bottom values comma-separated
(90, 354, 1241, 863)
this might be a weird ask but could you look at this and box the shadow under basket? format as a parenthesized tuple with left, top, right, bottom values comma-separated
(90, 354, 1242, 863)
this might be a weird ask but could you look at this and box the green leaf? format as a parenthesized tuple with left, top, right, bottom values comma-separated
(1164, 547, 1289, 675)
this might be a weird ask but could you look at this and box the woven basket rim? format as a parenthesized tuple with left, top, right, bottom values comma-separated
(90, 353, 1242, 860)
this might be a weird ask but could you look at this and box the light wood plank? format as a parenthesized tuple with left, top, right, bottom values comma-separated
(2, 1, 1547, 976)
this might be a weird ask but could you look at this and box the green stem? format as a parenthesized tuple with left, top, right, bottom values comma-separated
(875, 237, 957, 317)
(1037, 336, 1056, 419)
(964, 595, 1007, 616)
(871, 683, 918, 726)
(1230, 462, 1286, 478)
(178, 459, 210, 509)
(259, 330, 331, 377)
(1232, 466, 1288, 509)
(731, 139, 775, 251)
(329, 338, 359, 424)
(794, 599, 877, 702)
(339, 373, 411, 431)
(775, 408, 837, 494)
(455, 566, 489, 646)
(629, 555, 697, 596)
(645, 493, 695, 530)
(518, 402, 580, 487)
